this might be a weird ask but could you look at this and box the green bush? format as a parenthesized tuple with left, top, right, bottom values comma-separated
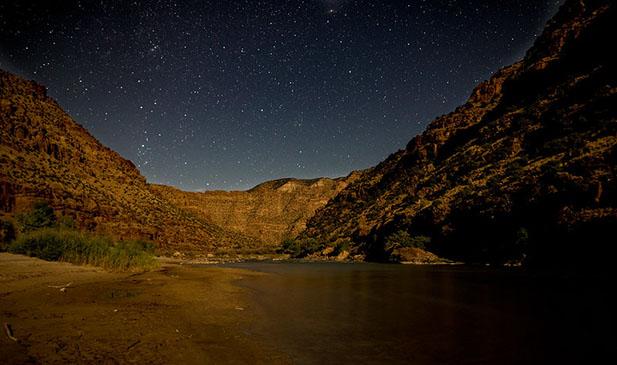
(8, 228, 158, 271)
(57, 215, 76, 229)
(332, 239, 351, 256)
(16, 201, 56, 233)
(514, 227, 529, 246)
(280, 237, 323, 258)
(385, 230, 431, 251)
(280, 238, 300, 256)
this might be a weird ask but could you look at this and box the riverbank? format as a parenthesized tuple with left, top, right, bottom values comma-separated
(2, 253, 612, 364)
(0, 253, 287, 364)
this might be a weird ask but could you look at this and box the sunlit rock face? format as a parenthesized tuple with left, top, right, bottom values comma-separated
(303, 0, 617, 265)
(0, 68, 359, 253)
(150, 173, 360, 246)
(0, 69, 258, 254)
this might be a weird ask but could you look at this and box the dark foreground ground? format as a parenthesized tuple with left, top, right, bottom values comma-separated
(0, 253, 288, 364)
(2, 254, 615, 364)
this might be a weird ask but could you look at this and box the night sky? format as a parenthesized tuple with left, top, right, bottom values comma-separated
(0, 0, 562, 191)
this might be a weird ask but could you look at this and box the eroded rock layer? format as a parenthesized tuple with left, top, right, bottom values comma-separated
(303, 0, 617, 265)
(0, 69, 257, 253)
(151, 174, 359, 246)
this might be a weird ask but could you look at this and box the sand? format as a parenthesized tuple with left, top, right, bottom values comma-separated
(0, 253, 289, 364)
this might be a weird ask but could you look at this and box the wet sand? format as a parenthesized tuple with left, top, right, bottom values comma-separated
(3, 254, 612, 364)
(0, 253, 288, 364)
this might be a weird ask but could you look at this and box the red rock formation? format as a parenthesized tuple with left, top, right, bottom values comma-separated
(1, 69, 357, 254)
(1, 69, 257, 253)
(303, 0, 617, 265)
(150, 174, 359, 246)
(0, 180, 16, 213)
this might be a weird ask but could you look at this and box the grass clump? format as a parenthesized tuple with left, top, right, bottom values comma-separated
(279, 237, 323, 258)
(8, 228, 158, 271)
(385, 230, 431, 251)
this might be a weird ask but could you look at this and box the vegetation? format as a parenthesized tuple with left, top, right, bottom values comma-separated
(8, 228, 158, 271)
(332, 238, 351, 256)
(280, 237, 323, 258)
(16, 201, 57, 233)
(4, 201, 158, 271)
(57, 215, 76, 229)
(385, 230, 430, 251)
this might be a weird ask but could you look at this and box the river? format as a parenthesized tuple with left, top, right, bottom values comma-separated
(223, 261, 613, 364)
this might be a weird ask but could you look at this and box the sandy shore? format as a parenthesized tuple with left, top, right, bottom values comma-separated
(0, 253, 288, 364)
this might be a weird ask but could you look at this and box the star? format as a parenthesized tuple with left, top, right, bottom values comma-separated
(0, 0, 560, 190)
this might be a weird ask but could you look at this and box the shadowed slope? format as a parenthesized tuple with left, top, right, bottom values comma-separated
(303, 0, 617, 265)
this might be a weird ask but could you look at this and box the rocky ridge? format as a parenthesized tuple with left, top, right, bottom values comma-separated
(151, 173, 360, 246)
(302, 0, 617, 265)
(0, 69, 358, 254)
(0, 69, 258, 254)
(2, 0, 614, 264)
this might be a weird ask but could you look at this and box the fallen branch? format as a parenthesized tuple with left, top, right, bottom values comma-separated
(127, 339, 141, 350)
(3, 322, 17, 342)
(48, 282, 72, 292)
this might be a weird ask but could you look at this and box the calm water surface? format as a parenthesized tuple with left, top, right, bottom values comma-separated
(223, 262, 613, 364)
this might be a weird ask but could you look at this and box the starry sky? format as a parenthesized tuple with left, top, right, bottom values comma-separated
(0, 0, 562, 191)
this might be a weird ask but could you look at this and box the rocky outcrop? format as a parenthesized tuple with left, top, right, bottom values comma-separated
(0, 68, 359, 254)
(303, 0, 617, 266)
(150, 174, 360, 246)
(0, 69, 257, 254)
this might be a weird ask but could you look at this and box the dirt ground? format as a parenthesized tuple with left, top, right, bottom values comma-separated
(0, 253, 289, 364)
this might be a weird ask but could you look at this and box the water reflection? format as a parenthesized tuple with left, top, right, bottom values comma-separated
(226, 262, 613, 364)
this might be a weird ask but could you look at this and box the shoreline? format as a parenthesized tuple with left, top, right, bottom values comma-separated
(0, 253, 288, 364)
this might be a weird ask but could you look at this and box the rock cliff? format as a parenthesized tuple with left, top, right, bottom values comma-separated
(0, 69, 357, 253)
(3, 0, 614, 264)
(0, 69, 257, 253)
(150, 174, 359, 246)
(302, 0, 617, 265)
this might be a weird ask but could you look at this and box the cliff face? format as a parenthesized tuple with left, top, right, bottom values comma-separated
(303, 0, 617, 265)
(150, 174, 359, 245)
(0, 69, 356, 253)
(0, 69, 257, 253)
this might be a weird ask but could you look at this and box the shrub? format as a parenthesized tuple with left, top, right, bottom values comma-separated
(8, 228, 158, 271)
(280, 238, 302, 257)
(385, 230, 431, 251)
(332, 239, 351, 256)
(514, 227, 529, 246)
(279, 237, 323, 258)
(57, 215, 76, 229)
(16, 201, 56, 233)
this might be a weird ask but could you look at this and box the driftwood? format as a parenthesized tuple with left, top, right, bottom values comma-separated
(127, 340, 141, 350)
(3, 322, 17, 342)
(48, 282, 72, 292)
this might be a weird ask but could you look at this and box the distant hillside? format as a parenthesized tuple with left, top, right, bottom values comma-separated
(150, 173, 361, 246)
(302, 0, 617, 265)
(0, 69, 361, 254)
(0, 69, 257, 254)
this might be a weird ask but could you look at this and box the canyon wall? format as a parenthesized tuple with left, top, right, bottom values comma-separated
(1, 69, 356, 253)
(151, 173, 360, 245)
(302, 0, 617, 265)
(0, 69, 257, 253)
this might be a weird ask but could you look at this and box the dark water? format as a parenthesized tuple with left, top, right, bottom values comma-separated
(225, 262, 614, 364)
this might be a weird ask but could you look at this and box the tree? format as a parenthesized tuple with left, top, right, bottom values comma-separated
(385, 230, 431, 251)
